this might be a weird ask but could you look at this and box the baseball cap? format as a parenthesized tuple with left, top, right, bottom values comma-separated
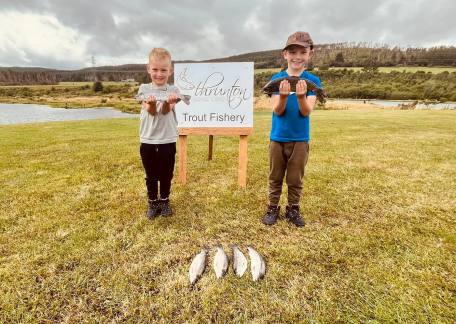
(283, 31, 313, 50)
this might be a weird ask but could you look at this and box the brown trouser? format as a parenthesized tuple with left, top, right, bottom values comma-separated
(269, 141, 309, 206)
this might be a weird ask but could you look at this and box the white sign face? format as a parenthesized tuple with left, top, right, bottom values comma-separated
(174, 62, 254, 128)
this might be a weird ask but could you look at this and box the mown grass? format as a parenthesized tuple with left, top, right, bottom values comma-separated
(0, 110, 455, 322)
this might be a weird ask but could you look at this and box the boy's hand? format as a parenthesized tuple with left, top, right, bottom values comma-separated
(145, 95, 157, 104)
(144, 96, 157, 115)
(162, 93, 178, 115)
(296, 80, 307, 99)
(279, 80, 290, 98)
(166, 93, 178, 105)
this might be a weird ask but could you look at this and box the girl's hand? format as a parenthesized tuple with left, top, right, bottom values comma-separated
(296, 80, 307, 98)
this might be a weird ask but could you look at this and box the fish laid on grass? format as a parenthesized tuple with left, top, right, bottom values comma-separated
(135, 89, 191, 105)
(189, 249, 207, 285)
(247, 246, 266, 281)
(231, 245, 248, 277)
(213, 245, 229, 279)
(261, 76, 326, 103)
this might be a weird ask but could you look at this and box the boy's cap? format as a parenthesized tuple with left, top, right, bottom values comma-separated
(283, 31, 313, 50)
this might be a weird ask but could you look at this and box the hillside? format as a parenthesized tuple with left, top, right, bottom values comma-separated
(1, 43, 456, 85)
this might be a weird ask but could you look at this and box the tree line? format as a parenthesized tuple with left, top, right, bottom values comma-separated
(210, 43, 456, 69)
(1, 43, 456, 85)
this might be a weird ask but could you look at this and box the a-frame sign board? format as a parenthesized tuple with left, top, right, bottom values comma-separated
(174, 62, 254, 188)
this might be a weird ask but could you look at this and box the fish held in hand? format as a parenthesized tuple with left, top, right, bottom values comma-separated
(136, 89, 191, 105)
(262, 76, 326, 103)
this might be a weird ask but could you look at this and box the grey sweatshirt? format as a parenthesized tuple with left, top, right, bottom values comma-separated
(138, 83, 180, 144)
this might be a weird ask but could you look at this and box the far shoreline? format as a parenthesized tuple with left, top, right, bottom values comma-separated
(2, 97, 456, 113)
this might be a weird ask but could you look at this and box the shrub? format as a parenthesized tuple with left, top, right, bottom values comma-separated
(92, 81, 103, 92)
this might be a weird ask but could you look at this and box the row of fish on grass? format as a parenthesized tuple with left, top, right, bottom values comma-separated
(189, 245, 266, 285)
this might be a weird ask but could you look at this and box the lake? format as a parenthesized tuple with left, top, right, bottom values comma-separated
(0, 103, 138, 125)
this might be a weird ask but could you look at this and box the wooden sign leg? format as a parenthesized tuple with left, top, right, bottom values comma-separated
(178, 135, 187, 184)
(238, 135, 248, 188)
(208, 135, 214, 161)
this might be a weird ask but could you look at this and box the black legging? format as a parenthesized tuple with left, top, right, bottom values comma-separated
(140, 142, 176, 200)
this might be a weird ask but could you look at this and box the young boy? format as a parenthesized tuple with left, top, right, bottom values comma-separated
(138, 48, 180, 218)
(262, 31, 322, 227)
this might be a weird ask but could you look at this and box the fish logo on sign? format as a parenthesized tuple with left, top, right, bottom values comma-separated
(176, 68, 195, 90)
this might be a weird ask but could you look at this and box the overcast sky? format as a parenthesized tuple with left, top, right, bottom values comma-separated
(1, 0, 455, 70)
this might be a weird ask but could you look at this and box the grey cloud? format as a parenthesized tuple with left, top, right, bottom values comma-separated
(1, 0, 455, 68)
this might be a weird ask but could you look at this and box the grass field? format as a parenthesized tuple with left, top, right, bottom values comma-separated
(0, 82, 139, 113)
(1, 110, 455, 322)
(255, 68, 281, 74)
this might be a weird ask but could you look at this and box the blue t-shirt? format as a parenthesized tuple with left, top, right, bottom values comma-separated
(270, 70, 322, 142)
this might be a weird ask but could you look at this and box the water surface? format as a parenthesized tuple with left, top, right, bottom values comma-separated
(0, 103, 138, 125)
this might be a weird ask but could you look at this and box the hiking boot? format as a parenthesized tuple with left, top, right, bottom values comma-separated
(146, 199, 160, 219)
(285, 205, 305, 227)
(159, 199, 173, 217)
(262, 205, 280, 225)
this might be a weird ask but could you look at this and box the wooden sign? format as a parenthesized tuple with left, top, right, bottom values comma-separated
(174, 62, 254, 187)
